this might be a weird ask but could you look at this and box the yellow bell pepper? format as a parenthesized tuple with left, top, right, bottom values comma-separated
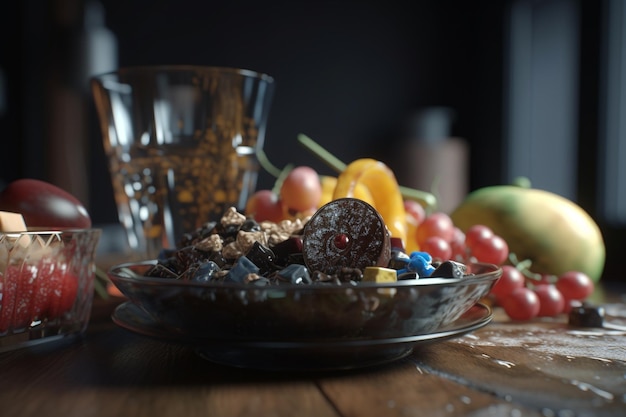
(319, 175, 375, 208)
(332, 158, 408, 245)
(404, 211, 421, 253)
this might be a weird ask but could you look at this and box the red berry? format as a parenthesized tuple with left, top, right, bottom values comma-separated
(464, 225, 494, 249)
(500, 287, 540, 321)
(556, 271, 594, 301)
(534, 284, 565, 317)
(416, 212, 455, 246)
(421, 236, 452, 262)
(404, 200, 426, 225)
(245, 190, 284, 222)
(468, 234, 509, 265)
(490, 265, 525, 301)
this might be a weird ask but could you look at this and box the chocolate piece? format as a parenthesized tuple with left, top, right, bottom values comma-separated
(245, 241, 276, 275)
(302, 198, 391, 275)
(430, 260, 467, 279)
(568, 303, 605, 328)
(568, 303, 626, 331)
(388, 250, 410, 270)
(272, 236, 303, 266)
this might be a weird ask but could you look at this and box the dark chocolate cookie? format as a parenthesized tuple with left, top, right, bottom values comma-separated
(302, 198, 391, 275)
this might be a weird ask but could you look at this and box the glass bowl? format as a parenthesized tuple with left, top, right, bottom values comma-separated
(0, 228, 101, 352)
(108, 261, 500, 369)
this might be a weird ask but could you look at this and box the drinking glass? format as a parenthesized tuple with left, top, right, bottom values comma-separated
(91, 66, 274, 258)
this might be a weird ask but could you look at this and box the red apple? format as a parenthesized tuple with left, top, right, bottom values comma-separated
(0, 179, 92, 229)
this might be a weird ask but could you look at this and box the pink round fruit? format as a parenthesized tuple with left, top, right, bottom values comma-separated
(0, 179, 91, 228)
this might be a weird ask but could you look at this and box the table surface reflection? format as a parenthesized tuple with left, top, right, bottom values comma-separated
(1, 268, 625, 417)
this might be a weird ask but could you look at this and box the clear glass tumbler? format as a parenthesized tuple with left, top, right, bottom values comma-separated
(91, 66, 274, 258)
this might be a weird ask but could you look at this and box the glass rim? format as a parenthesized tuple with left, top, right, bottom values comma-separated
(0, 228, 102, 236)
(108, 260, 503, 291)
(90, 65, 275, 83)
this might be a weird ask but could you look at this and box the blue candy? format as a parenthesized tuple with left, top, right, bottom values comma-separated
(395, 251, 435, 278)
(191, 261, 221, 283)
(225, 256, 260, 283)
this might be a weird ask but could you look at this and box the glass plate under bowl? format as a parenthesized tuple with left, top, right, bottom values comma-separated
(107, 261, 500, 369)
(112, 301, 493, 371)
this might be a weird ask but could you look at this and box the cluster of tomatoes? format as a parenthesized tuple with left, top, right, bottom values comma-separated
(404, 202, 594, 321)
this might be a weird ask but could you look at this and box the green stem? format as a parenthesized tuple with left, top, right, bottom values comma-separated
(297, 133, 438, 210)
(297, 134, 347, 172)
(257, 148, 283, 179)
(271, 163, 295, 195)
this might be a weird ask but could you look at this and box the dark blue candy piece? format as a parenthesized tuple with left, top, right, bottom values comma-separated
(249, 276, 271, 286)
(225, 256, 260, 283)
(191, 260, 221, 283)
(277, 264, 312, 285)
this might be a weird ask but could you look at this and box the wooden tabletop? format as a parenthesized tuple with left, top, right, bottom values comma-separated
(1, 282, 625, 417)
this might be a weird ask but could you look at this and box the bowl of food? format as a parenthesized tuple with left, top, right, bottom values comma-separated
(0, 228, 101, 351)
(108, 199, 501, 370)
(0, 179, 101, 352)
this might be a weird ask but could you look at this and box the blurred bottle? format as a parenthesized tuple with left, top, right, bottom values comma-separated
(396, 107, 469, 214)
(77, 0, 118, 91)
(47, 0, 118, 211)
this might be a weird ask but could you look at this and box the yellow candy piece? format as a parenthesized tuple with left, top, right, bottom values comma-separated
(362, 266, 398, 283)
(333, 158, 408, 245)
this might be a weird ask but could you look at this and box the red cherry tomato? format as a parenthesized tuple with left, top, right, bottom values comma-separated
(468, 234, 509, 265)
(500, 287, 540, 321)
(556, 271, 594, 301)
(415, 212, 455, 246)
(0, 179, 91, 229)
(490, 265, 525, 301)
(403, 200, 426, 225)
(464, 224, 494, 248)
(534, 284, 565, 317)
(245, 190, 284, 222)
(421, 236, 452, 262)
(279, 166, 322, 213)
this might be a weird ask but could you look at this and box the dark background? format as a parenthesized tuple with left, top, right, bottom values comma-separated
(1, 0, 622, 281)
(2, 0, 505, 220)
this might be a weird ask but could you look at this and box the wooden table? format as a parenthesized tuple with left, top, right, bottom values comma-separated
(1, 282, 625, 417)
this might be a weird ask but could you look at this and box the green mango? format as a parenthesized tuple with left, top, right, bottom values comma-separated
(450, 182, 606, 282)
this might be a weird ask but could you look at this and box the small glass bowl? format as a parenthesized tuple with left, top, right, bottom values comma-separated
(0, 228, 101, 352)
